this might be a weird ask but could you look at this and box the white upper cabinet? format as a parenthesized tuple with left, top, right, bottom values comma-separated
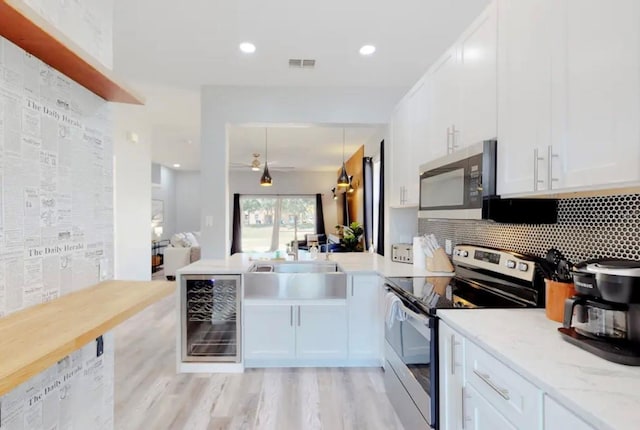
(496, 0, 554, 195)
(430, 47, 461, 155)
(407, 78, 430, 203)
(429, 1, 498, 157)
(389, 100, 413, 207)
(458, 0, 498, 148)
(498, 0, 640, 196)
(551, 0, 640, 189)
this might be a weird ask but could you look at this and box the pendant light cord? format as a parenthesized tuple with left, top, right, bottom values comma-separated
(265, 128, 268, 161)
(342, 128, 345, 162)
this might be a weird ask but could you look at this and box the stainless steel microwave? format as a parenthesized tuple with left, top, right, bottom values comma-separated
(418, 140, 558, 223)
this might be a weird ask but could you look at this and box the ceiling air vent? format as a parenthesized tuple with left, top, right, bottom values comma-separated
(288, 59, 316, 69)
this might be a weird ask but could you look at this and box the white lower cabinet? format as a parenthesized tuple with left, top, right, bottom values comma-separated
(544, 396, 594, 430)
(296, 303, 347, 360)
(465, 340, 541, 430)
(244, 301, 348, 364)
(463, 384, 517, 430)
(243, 303, 296, 360)
(438, 321, 465, 430)
(347, 275, 382, 362)
(439, 321, 595, 430)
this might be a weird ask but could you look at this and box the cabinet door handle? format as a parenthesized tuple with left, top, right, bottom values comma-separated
(290, 306, 293, 326)
(298, 306, 301, 326)
(461, 387, 470, 429)
(450, 334, 456, 376)
(451, 124, 459, 150)
(446, 127, 451, 154)
(473, 369, 510, 400)
(547, 145, 559, 188)
(351, 282, 354, 297)
(533, 149, 545, 191)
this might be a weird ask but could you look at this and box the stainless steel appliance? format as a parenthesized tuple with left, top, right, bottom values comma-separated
(181, 274, 241, 362)
(392, 243, 414, 264)
(560, 259, 640, 365)
(418, 140, 558, 223)
(384, 245, 549, 430)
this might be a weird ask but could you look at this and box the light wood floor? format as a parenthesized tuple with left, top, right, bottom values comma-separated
(114, 289, 404, 430)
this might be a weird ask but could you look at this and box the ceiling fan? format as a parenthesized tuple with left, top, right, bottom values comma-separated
(230, 153, 295, 172)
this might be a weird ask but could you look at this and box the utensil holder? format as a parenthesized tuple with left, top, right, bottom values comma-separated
(545, 279, 576, 323)
(426, 248, 455, 273)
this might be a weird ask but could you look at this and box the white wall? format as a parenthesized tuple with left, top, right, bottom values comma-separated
(229, 170, 339, 237)
(175, 170, 201, 233)
(151, 164, 176, 240)
(200, 85, 402, 258)
(114, 105, 152, 281)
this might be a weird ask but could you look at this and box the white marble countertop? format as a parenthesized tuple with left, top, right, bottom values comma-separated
(438, 309, 640, 430)
(176, 252, 453, 278)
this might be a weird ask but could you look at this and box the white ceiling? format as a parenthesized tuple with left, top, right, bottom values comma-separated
(228, 125, 381, 172)
(113, 0, 491, 171)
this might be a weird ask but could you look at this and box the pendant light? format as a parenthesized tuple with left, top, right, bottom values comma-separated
(337, 128, 350, 188)
(260, 128, 273, 186)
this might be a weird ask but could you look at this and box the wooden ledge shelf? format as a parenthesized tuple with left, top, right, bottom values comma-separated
(0, 0, 144, 104)
(0, 280, 174, 396)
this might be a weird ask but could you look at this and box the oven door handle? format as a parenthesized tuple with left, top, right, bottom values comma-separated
(385, 286, 431, 325)
(398, 301, 430, 325)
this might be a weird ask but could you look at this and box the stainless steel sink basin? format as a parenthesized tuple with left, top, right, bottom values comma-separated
(249, 261, 340, 273)
(245, 262, 346, 299)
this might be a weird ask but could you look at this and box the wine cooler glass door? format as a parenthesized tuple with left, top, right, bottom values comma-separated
(182, 274, 241, 362)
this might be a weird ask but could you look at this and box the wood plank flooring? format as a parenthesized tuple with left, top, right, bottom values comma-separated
(114, 290, 404, 430)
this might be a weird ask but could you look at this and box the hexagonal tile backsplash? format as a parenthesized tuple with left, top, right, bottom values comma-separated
(418, 194, 640, 263)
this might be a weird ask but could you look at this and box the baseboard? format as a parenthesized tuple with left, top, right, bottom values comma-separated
(244, 358, 383, 368)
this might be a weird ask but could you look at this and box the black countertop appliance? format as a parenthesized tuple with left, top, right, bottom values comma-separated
(560, 259, 640, 365)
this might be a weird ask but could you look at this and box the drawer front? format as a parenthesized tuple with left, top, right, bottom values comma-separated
(465, 341, 542, 430)
(544, 395, 595, 430)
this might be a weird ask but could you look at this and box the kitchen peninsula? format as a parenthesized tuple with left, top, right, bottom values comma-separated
(175, 252, 450, 373)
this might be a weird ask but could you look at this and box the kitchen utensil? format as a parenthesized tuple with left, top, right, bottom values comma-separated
(545, 248, 564, 280)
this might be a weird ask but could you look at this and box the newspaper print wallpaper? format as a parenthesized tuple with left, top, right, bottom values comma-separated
(0, 34, 114, 429)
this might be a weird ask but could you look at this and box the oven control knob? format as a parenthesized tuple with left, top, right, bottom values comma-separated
(518, 262, 529, 272)
(461, 250, 469, 257)
(506, 260, 516, 269)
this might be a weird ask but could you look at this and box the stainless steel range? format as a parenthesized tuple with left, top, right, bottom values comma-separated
(383, 244, 550, 430)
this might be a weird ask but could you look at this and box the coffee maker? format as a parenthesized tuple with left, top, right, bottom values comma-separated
(559, 259, 640, 365)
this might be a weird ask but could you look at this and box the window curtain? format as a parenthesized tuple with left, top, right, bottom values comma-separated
(363, 157, 374, 250)
(315, 193, 326, 235)
(377, 140, 385, 256)
(230, 193, 242, 254)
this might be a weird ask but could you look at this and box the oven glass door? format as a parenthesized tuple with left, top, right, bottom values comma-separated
(385, 296, 434, 424)
(419, 153, 483, 211)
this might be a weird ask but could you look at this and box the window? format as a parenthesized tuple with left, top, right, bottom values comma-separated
(240, 195, 316, 252)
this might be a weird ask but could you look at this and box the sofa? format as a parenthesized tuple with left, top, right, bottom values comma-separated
(164, 231, 201, 280)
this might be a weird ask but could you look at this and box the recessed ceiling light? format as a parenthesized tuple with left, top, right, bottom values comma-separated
(239, 42, 256, 54)
(173, 163, 181, 168)
(359, 45, 376, 56)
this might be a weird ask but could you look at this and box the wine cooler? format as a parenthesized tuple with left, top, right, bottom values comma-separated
(181, 274, 241, 362)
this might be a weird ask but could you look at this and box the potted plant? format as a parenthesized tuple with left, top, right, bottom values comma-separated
(342, 222, 364, 252)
